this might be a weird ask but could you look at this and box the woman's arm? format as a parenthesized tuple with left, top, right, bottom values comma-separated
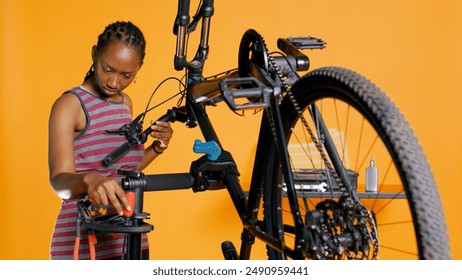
(48, 93, 130, 215)
(48, 92, 86, 198)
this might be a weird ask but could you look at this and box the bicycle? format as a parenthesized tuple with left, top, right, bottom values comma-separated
(77, 0, 451, 260)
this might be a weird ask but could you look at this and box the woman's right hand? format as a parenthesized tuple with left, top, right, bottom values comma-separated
(84, 173, 131, 216)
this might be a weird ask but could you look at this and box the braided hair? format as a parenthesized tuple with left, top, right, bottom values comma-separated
(84, 21, 146, 82)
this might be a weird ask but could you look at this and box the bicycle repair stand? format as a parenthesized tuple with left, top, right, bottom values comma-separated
(76, 170, 154, 260)
(76, 138, 242, 260)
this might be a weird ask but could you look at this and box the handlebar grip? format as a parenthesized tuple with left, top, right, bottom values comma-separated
(103, 142, 134, 166)
(141, 112, 176, 137)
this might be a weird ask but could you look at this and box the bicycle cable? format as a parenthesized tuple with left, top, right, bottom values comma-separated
(139, 76, 187, 124)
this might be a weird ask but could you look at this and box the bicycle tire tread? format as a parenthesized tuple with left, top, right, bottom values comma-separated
(302, 66, 450, 259)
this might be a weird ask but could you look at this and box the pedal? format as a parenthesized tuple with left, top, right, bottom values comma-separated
(286, 36, 326, 50)
(219, 77, 272, 110)
(221, 241, 239, 260)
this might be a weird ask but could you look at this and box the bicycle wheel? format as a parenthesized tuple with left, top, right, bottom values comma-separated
(262, 66, 450, 259)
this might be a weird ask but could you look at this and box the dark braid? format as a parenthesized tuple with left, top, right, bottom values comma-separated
(84, 21, 146, 82)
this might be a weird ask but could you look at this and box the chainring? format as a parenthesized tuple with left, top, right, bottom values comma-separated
(238, 29, 270, 77)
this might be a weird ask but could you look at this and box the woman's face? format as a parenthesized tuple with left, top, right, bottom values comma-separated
(92, 41, 142, 99)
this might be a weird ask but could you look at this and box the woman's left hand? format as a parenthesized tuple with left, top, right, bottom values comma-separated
(150, 121, 173, 153)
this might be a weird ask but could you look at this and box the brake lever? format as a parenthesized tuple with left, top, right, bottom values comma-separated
(103, 114, 146, 166)
(103, 108, 185, 166)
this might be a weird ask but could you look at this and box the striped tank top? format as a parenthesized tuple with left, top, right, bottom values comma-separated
(50, 86, 148, 260)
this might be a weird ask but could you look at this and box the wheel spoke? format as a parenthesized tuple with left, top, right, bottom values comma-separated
(262, 66, 449, 260)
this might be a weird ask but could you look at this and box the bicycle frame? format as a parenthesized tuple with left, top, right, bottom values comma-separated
(83, 0, 357, 260)
(120, 70, 304, 259)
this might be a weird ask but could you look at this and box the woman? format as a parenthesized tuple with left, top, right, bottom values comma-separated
(48, 21, 172, 260)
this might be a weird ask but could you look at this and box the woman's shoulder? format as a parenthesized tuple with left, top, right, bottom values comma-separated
(121, 92, 133, 111)
(51, 87, 83, 111)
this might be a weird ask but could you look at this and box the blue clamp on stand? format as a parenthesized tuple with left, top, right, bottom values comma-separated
(193, 139, 221, 161)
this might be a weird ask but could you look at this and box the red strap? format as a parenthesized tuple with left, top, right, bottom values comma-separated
(73, 237, 81, 260)
(88, 231, 97, 260)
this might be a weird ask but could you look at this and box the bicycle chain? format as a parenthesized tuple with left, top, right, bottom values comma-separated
(257, 32, 379, 259)
(258, 34, 350, 202)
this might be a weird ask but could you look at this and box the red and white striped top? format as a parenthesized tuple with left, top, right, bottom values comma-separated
(50, 86, 148, 260)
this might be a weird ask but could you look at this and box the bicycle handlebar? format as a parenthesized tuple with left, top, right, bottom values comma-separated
(103, 110, 179, 166)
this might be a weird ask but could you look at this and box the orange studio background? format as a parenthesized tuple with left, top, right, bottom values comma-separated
(1, 0, 461, 259)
